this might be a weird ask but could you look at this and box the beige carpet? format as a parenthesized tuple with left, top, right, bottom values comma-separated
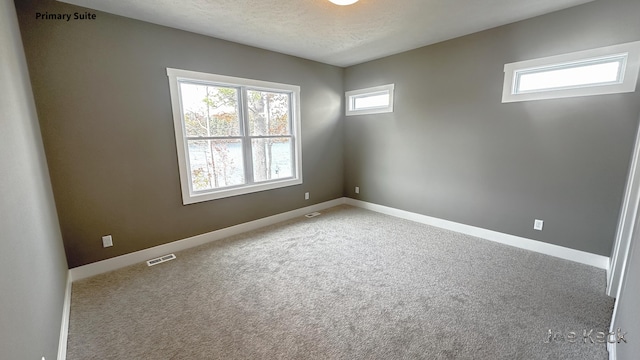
(67, 205, 613, 359)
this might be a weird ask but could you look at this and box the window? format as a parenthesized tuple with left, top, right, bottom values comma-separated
(167, 68, 302, 204)
(346, 84, 394, 116)
(502, 41, 640, 103)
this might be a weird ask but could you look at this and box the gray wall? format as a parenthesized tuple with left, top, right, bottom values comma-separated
(344, 0, 640, 256)
(16, 0, 344, 268)
(0, 0, 69, 358)
(14, 0, 639, 267)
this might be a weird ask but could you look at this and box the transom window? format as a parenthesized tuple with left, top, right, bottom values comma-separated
(515, 55, 625, 93)
(167, 69, 302, 204)
(346, 84, 394, 116)
(502, 41, 640, 103)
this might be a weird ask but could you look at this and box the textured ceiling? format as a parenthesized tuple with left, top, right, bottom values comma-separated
(59, 0, 595, 67)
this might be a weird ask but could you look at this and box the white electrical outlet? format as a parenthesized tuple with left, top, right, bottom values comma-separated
(534, 219, 544, 231)
(355, 186, 360, 194)
(305, 192, 309, 200)
(102, 235, 113, 247)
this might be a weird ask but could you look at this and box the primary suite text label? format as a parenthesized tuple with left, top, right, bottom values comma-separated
(35, 12, 97, 21)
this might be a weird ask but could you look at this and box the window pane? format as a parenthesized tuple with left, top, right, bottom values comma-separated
(187, 139, 245, 191)
(247, 90, 290, 136)
(345, 84, 394, 116)
(251, 138, 293, 182)
(353, 92, 389, 110)
(517, 60, 622, 93)
(180, 82, 241, 137)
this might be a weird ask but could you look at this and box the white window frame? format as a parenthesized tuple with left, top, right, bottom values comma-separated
(502, 41, 640, 103)
(346, 84, 395, 116)
(167, 68, 302, 204)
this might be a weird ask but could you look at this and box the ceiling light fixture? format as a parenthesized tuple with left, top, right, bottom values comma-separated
(329, 0, 359, 5)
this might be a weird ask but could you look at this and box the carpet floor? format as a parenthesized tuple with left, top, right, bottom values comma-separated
(67, 205, 613, 359)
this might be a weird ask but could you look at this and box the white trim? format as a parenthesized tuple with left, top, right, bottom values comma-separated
(608, 117, 640, 296)
(69, 198, 344, 281)
(609, 203, 640, 334)
(57, 273, 71, 360)
(606, 262, 612, 290)
(345, 84, 394, 116)
(502, 41, 640, 103)
(345, 198, 609, 269)
(608, 341, 616, 360)
(166, 68, 302, 93)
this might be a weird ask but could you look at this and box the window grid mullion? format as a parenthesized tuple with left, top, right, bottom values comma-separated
(240, 87, 255, 185)
(287, 93, 296, 177)
(248, 135, 293, 139)
(185, 136, 244, 141)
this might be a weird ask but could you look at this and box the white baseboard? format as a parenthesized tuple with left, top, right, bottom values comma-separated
(608, 341, 616, 360)
(69, 198, 345, 281)
(57, 273, 71, 360)
(345, 198, 610, 270)
(69, 196, 610, 281)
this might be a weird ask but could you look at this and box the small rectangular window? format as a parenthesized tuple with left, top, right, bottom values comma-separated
(515, 55, 624, 93)
(167, 68, 302, 204)
(346, 84, 394, 116)
(502, 41, 640, 103)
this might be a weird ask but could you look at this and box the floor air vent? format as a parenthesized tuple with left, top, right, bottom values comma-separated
(146, 253, 176, 267)
(305, 212, 321, 218)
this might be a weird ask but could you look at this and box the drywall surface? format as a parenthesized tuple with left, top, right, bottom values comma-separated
(16, 0, 344, 267)
(0, 0, 69, 358)
(344, 0, 640, 256)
